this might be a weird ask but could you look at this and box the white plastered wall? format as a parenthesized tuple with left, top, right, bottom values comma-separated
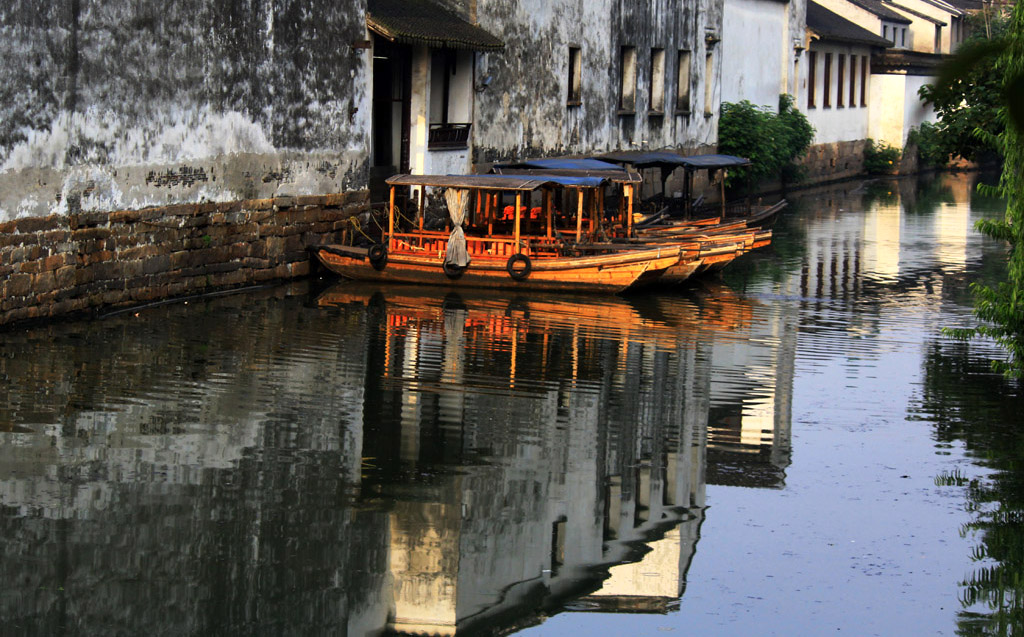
(868, 72, 936, 147)
(804, 41, 873, 143)
(721, 0, 789, 109)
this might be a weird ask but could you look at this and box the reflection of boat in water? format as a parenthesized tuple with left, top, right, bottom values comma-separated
(312, 279, 758, 354)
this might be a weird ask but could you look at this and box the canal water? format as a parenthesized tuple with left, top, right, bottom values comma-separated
(1, 172, 1020, 635)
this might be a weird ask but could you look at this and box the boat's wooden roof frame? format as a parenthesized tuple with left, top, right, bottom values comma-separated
(385, 173, 608, 191)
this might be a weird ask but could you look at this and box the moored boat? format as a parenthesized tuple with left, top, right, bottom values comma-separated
(309, 173, 690, 294)
(487, 155, 778, 284)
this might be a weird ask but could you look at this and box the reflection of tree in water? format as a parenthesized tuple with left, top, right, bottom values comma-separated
(916, 340, 1024, 634)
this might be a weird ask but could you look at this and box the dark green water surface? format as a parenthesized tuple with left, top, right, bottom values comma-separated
(1, 173, 1020, 636)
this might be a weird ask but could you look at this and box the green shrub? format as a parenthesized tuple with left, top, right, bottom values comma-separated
(863, 139, 901, 174)
(907, 122, 949, 167)
(718, 94, 815, 188)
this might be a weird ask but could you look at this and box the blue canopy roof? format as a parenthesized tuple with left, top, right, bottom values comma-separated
(597, 151, 751, 171)
(494, 158, 625, 171)
(491, 157, 642, 183)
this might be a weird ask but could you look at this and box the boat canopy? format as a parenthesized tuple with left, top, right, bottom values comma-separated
(491, 158, 642, 184)
(386, 173, 608, 190)
(597, 151, 751, 171)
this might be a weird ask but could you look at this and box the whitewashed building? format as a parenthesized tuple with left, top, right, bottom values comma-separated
(805, 0, 944, 151)
(805, 1, 895, 142)
(720, 0, 807, 109)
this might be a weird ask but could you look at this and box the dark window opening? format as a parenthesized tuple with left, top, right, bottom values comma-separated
(823, 53, 832, 108)
(567, 46, 582, 105)
(807, 50, 817, 109)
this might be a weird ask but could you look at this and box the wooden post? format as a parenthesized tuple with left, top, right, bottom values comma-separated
(486, 191, 493, 236)
(418, 187, 425, 231)
(684, 169, 692, 217)
(544, 189, 553, 239)
(625, 184, 634, 237)
(587, 190, 594, 237)
(418, 186, 425, 247)
(720, 170, 726, 218)
(388, 186, 395, 250)
(575, 189, 584, 242)
(514, 192, 522, 254)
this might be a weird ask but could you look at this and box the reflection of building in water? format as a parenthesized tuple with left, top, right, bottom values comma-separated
(929, 172, 972, 272)
(798, 174, 975, 307)
(0, 282, 763, 635)
(347, 287, 716, 632)
(702, 284, 796, 489)
(0, 291, 385, 635)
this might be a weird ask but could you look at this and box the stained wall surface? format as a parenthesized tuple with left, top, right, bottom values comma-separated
(0, 0, 372, 221)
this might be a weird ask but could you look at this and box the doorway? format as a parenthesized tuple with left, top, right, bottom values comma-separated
(371, 36, 412, 202)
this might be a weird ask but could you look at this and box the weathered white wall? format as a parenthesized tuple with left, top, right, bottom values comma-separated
(889, 6, 937, 53)
(888, 0, 962, 53)
(804, 42, 872, 143)
(472, 0, 725, 164)
(0, 0, 372, 221)
(721, 0, 788, 108)
(868, 72, 935, 147)
(903, 74, 937, 138)
(869, 74, 906, 147)
(882, 19, 910, 49)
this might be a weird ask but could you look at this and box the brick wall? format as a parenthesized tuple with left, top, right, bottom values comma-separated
(0, 191, 368, 327)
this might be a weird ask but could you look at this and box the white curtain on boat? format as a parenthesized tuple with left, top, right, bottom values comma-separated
(444, 188, 471, 268)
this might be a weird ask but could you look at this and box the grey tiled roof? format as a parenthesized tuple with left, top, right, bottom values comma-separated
(808, 1, 897, 47)
(848, 0, 914, 23)
(367, 0, 504, 51)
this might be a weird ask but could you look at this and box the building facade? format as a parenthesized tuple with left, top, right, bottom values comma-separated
(0, 0, 730, 222)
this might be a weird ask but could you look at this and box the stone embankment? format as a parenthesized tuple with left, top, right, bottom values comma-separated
(0, 192, 367, 328)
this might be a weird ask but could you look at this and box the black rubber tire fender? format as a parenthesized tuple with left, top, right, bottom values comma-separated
(442, 260, 467, 279)
(506, 253, 532, 280)
(368, 243, 388, 270)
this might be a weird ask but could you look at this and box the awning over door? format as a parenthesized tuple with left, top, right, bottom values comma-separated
(367, 0, 504, 51)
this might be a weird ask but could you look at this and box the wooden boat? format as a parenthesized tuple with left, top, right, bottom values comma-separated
(309, 174, 689, 294)
(596, 151, 788, 227)
(487, 157, 775, 284)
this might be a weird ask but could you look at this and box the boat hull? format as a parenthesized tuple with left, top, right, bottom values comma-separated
(311, 244, 683, 294)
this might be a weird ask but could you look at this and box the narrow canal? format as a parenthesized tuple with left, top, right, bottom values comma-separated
(1, 172, 1019, 635)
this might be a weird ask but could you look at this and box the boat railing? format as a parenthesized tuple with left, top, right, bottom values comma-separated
(388, 231, 566, 258)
